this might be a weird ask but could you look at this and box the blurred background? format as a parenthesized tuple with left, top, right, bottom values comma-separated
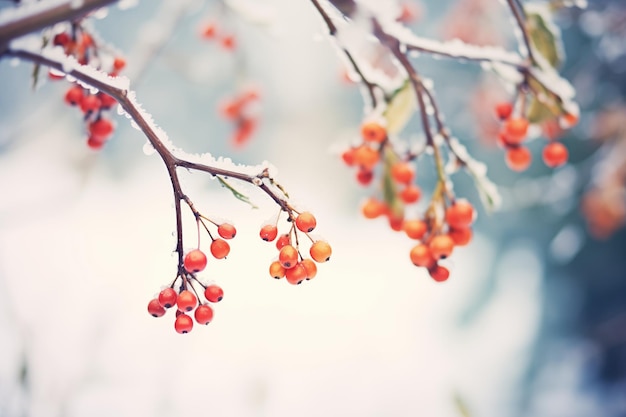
(0, 0, 625, 416)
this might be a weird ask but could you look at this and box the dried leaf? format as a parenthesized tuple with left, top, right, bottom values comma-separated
(217, 176, 258, 209)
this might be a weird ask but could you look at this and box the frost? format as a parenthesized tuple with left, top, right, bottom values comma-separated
(142, 141, 156, 156)
(117, 0, 139, 10)
(70, 0, 84, 9)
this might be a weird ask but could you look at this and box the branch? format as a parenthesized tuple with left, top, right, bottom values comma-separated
(0, 0, 118, 53)
(506, 0, 536, 63)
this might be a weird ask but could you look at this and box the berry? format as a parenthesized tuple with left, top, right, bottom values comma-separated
(409, 244, 435, 268)
(341, 148, 356, 166)
(269, 261, 286, 279)
(310, 241, 332, 263)
(495, 102, 513, 120)
(177, 290, 198, 312)
(403, 219, 428, 240)
(279, 245, 299, 269)
(210, 239, 230, 259)
(158, 287, 178, 308)
(448, 227, 472, 246)
(219, 98, 242, 120)
(387, 213, 404, 232)
(112, 57, 126, 71)
(53, 32, 71, 46)
(285, 263, 307, 285)
(429, 265, 450, 282)
(260, 224, 278, 242)
(301, 259, 317, 280)
(361, 197, 386, 219)
(174, 313, 193, 334)
(80, 94, 101, 113)
(220, 35, 236, 50)
(217, 223, 237, 239)
(275, 234, 290, 250)
(147, 299, 166, 317)
(353, 145, 380, 170)
(98, 92, 117, 108)
(445, 200, 475, 229)
(390, 162, 414, 185)
(561, 112, 579, 128)
(504, 117, 529, 143)
(356, 168, 374, 186)
(88, 118, 114, 140)
(194, 304, 214, 325)
(184, 249, 208, 273)
(204, 284, 224, 303)
(429, 235, 455, 260)
(201, 23, 217, 39)
(505, 146, 532, 171)
(232, 117, 257, 147)
(399, 185, 421, 204)
(64, 86, 84, 105)
(361, 121, 387, 143)
(542, 142, 569, 168)
(86, 136, 106, 150)
(295, 212, 317, 233)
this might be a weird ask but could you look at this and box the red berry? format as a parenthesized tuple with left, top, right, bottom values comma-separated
(275, 234, 290, 250)
(113, 57, 126, 71)
(295, 212, 317, 233)
(310, 241, 332, 263)
(88, 118, 114, 140)
(356, 168, 374, 186)
(542, 142, 569, 168)
(64, 86, 84, 105)
(174, 313, 193, 334)
(361, 121, 387, 143)
(495, 102, 513, 120)
(220, 35, 236, 50)
(448, 227, 472, 246)
(210, 239, 230, 259)
(201, 23, 217, 39)
(285, 262, 307, 285)
(429, 265, 450, 282)
(279, 245, 299, 269)
(86, 136, 106, 150)
(80, 94, 101, 113)
(219, 98, 242, 120)
(217, 223, 237, 239)
(429, 235, 455, 260)
(503, 118, 529, 144)
(184, 249, 208, 273)
(445, 199, 475, 229)
(387, 212, 404, 232)
(391, 162, 414, 185)
(505, 146, 532, 171)
(147, 298, 166, 317)
(260, 224, 279, 242)
(399, 185, 421, 204)
(301, 258, 317, 280)
(177, 290, 198, 312)
(98, 93, 117, 108)
(341, 148, 356, 166)
(194, 304, 214, 325)
(53, 32, 71, 46)
(561, 112, 579, 128)
(204, 284, 224, 303)
(269, 261, 286, 279)
(158, 287, 178, 308)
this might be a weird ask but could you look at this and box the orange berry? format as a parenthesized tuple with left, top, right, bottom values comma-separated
(310, 241, 332, 263)
(409, 244, 435, 268)
(561, 112, 579, 128)
(542, 142, 568, 168)
(448, 227, 472, 246)
(429, 234, 455, 260)
(217, 223, 237, 239)
(260, 224, 278, 242)
(341, 148, 356, 166)
(353, 145, 380, 170)
(275, 234, 291, 250)
(400, 184, 421, 204)
(361, 197, 386, 219)
(504, 117, 529, 143)
(495, 102, 513, 120)
(285, 262, 307, 285)
(445, 199, 475, 229)
(269, 260, 286, 279)
(390, 161, 414, 185)
(279, 245, 299, 269)
(360, 121, 387, 143)
(403, 219, 428, 240)
(429, 265, 450, 282)
(183, 249, 208, 273)
(505, 146, 532, 171)
(210, 239, 230, 259)
(295, 212, 317, 233)
(301, 259, 317, 280)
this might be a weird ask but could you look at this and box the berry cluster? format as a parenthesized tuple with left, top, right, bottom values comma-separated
(495, 102, 575, 171)
(259, 211, 332, 285)
(219, 87, 260, 147)
(147, 217, 235, 333)
(50, 24, 126, 149)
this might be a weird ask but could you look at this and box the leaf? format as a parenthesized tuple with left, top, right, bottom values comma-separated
(526, 9, 563, 68)
(383, 79, 416, 135)
(526, 76, 564, 124)
(381, 147, 404, 218)
(217, 176, 258, 209)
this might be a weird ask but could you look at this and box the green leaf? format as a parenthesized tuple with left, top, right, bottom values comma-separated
(526, 10, 562, 68)
(526, 76, 564, 124)
(217, 176, 258, 209)
(381, 147, 404, 218)
(383, 79, 416, 134)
